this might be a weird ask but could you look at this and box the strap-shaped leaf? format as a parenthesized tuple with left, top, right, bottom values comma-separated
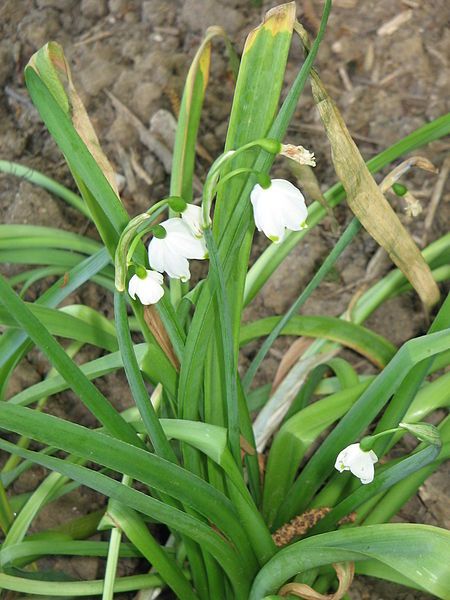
(0, 402, 253, 567)
(249, 524, 450, 599)
(0, 439, 248, 599)
(25, 43, 129, 255)
(240, 315, 396, 368)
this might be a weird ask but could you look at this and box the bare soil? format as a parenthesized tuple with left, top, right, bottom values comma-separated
(0, 0, 449, 598)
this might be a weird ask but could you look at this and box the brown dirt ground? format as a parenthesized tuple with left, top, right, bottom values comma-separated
(0, 0, 449, 598)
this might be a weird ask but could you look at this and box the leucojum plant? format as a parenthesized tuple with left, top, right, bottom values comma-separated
(0, 2, 449, 599)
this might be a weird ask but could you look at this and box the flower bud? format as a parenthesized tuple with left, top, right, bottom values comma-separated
(399, 422, 441, 447)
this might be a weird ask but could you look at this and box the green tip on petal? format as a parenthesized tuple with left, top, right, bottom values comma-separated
(268, 235, 279, 243)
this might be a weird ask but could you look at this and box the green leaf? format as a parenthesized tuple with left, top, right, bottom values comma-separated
(0, 303, 118, 352)
(0, 273, 143, 448)
(262, 380, 371, 527)
(0, 437, 250, 599)
(243, 218, 362, 390)
(275, 329, 450, 525)
(7, 343, 176, 407)
(0, 572, 164, 595)
(0, 402, 255, 572)
(25, 43, 129, 255)
(249, 524, 450, 600)
(105, 502, 197, 600)
(114, 292, 176, 463)
(240, 315, 396, 369)
(0, 160, 90, 218)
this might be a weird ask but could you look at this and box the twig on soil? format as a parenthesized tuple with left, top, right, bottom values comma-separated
(115, 144, 137, 194)
(74, 31, 114, 47)
(130, 149, 154, 187)
(106, 91, 173, 173)
(422, 156, 450, 246)
(338, 65, 353, 92)
(377, 10, 413, 36)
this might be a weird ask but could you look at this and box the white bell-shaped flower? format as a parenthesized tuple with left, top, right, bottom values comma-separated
(334, 443, 378, 484)
(148, 218, 207, 281)
(181, 204, 203, 238)
(250, 178, 308, 243)
(128, 269, 164, 305)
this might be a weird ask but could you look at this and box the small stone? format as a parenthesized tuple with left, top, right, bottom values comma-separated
(108, 0, 126, 13)
(0, 44, 13, 87)
(132, 81, 162, 122)
(142, 0, 175, 27)
(36, 0, 77, 8)
(78, 57, 118, 96)
(107, 114, 139, 146)
(81, 0, 107, 18)
(180, 0, 245, 34)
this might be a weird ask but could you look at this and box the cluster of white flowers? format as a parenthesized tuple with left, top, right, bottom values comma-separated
(128, 205, 207, 305)
(128, 155, 312, 307)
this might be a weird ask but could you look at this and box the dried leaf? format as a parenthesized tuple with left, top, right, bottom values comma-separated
(29, 42, 119, 195)
(143, 306, 180, 370)
(310, 71, 439, 308)
(279, 562, 355, 599)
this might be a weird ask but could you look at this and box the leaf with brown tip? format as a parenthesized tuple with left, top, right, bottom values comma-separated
(310, 71, 440, 308)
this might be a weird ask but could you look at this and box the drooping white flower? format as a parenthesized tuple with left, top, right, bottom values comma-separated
(250, 178, 308, 243)
(148, 218, 207, 281)
(334, 443, 378, 484)
(128, 269, 164, 305)
(181, 204, 203, 238)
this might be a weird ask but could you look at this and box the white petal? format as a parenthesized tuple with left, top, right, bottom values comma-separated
(368, 450, 378, 464)
(251, 185, 286, 243)
(271, 178, 304, 198)
(250, 179, 308, 242)
(182, 204, 203, 238)
(148, 238, 167, 274)
(128, 271, 164, 305)
(162, 250, 191, 281)
(278, 193, 308, 230)
(128, 274, 139, 300)
(161, 218, 207, 259)
(335, 443, 378, 484)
